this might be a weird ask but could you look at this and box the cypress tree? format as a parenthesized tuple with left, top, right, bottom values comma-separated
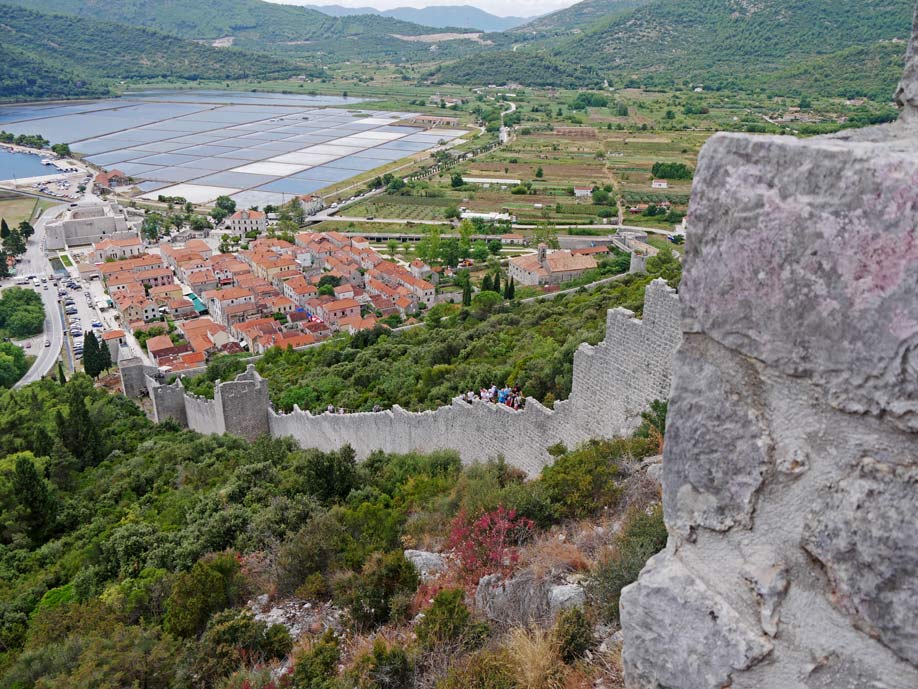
(56, 387, 101, 468)
(462, 281, 472, 307)
(481, 274, 492, 292)
(493, 272, 501, 294)
(83, 332, 101, 378)
(57, 361, 67, 385)
(0, 218, 9, 239)
(508, 277, 515, 299)
(97, 337, 112, 374)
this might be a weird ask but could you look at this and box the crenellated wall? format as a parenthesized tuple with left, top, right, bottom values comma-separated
(145, 278, 681, 475)
(620, 10, 918, 688)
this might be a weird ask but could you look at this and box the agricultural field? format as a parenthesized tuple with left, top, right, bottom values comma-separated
(345, 195, 456, 221)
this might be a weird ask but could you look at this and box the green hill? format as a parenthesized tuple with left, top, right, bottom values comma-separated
(0, 43, 111, 102)
(512, 0, 651, 35)
(4, 0, 496, 62)
(561, 0, 913, 95)
(436, 0, 913, 100)
(0, 4, 305, 101)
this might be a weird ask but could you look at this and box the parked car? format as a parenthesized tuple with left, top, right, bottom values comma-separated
(44, 340, 51, 347)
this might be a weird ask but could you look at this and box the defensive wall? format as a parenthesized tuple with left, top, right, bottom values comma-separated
(620, 9, 918, 688)
(135, 278, 681, 476)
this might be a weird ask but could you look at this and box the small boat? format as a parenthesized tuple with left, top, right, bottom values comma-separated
(41, 159, 53, 165)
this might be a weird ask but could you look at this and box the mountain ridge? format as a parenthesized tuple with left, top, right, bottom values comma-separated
(300, 3, 533, 31)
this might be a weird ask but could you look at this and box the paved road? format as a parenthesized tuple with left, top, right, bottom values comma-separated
(12, 203, 68, 387)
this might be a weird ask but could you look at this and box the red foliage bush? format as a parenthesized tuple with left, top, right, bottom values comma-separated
(446, 506, 535, 585)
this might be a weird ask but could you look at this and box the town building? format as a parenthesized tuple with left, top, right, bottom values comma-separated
(298, 195, 325, 216)
(226, 209, 267, 235)
(45, 202, 141, 250)
(508, 244, 598, 286)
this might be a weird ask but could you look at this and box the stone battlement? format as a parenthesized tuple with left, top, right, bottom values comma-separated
(140, 278, 681, 476)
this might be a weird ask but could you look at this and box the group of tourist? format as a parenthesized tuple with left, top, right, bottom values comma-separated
(461, 384, 525, 410)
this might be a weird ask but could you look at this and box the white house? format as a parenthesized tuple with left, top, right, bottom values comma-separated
(652, 179, 669, 189)
(227, 209, 267, 235)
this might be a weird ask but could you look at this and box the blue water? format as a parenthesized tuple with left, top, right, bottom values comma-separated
(0, 148, 53, 180)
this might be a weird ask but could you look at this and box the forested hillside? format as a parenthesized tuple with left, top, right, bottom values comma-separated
(436, 0, 913, 99)
(512, 0, 650, 35)
(0, 4, 303, 95)
(0, 44, 111, 102)
(561, 0, 914, 95)
(5, 0, 497, 62)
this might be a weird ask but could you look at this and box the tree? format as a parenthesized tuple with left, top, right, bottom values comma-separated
(57, 360, 67, 385)
(503, 276, 515, 300)
(440, 238, 461, 267)
(487, 239, 502, 256)
(481, 274, 492, 292)
(82, 331, 102, 378)
(535, 166, 544, 179)
(141, 213, 164, 242)
(97, 336, 112, 375)
(386, 239, 398, 258)
(56, 384, 102, 468)
(11, 452, 56, 541)
(215, 195, 236, 215)
(450, 172, 464, 189)
(462, 281, 472, 307)
(0, 341, 28, 388)
(444, 205, 461, 220)
(471, 240, 489, 262)
(0, 250, 10, 280)
(492, 272, 501, 294)
(17, 221, 34, 240)
(3, 228, 25, 256)
(0, 218, 9, 239)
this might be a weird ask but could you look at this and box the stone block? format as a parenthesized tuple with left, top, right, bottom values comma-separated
(802, 458, 918, 666)
(620, 553, 772, 689)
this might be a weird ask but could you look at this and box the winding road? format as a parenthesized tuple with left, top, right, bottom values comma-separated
(12, 203, 67, 388)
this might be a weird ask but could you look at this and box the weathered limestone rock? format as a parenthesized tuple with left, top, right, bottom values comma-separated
(621, 554, 772, 689)
(548, 583, 586, 615)
(621, 15, 918, 689)
(474, 569, 551, 625)
(802, 459, 918, 667)
(403, 550, 447, 582)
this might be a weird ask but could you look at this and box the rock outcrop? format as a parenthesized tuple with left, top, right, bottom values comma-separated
(620, 11, 918, 689)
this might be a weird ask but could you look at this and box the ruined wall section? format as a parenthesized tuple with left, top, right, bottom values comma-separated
(150, 279, 680, 476)
(620, 31, 918, 688)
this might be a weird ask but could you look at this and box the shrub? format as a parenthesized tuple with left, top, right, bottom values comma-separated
(553, 607, 593, 663)
(435, 650, 515, 689)
(292, 630, 339, 689)
(344, 638, 413, 689)
(586, 504, 667, 624)
(446, 506, 535, 585)
(333, 551, 419, 630)
(415, 589, 486, 650)
(539, 440, 628, 520)
(192, 610, 292, 687)
(276, 513, 348, 595)
(296, 572, 331, 601)
(163, 552, 246, 638)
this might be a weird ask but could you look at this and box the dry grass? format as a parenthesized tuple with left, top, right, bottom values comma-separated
(521, 532, 592, 578)
(507, 627, 566, 689)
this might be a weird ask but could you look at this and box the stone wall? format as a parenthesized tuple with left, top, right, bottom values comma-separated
(147, 278, 681, 476)
(620, 20, 918, 689)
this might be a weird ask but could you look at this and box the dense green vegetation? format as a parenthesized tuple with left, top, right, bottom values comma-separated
(0, 3, 304, 101)
(0, 370, 665, 688)
(0, 289, 44, 340)
(512, 0, 651, 35)
(0, 44, 110, 102)
(436, 0, 913, 100)
(562, 0, 914, 98)
(5, 0, 498, 63)
(0, 343, 28, 390)
(181, 251, 679, 413)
